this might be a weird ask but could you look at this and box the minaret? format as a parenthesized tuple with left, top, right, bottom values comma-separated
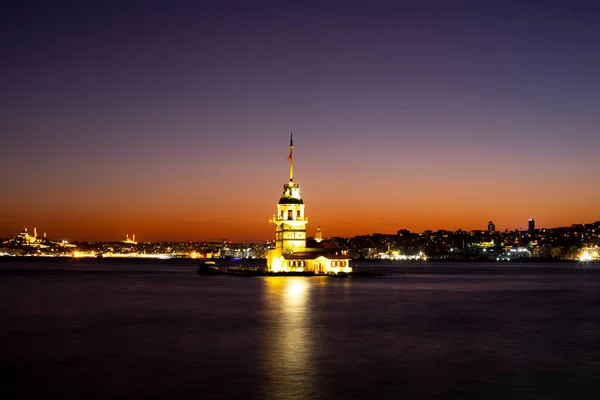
(272, 133, 308, 255)
(315, 226, 322, 243)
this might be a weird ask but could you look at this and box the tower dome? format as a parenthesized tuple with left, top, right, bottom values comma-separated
(278, 183, 303, 204)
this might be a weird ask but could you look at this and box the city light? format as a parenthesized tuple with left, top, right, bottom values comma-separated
(2, 222, 600, 263)
(579, 247, 599, 262)
(377, 252, 428, 261)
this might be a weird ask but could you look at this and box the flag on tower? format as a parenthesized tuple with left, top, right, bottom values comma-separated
(287, 149, 292, 162)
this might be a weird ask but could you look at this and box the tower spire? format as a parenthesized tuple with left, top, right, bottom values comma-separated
(288, 132, 294, 182)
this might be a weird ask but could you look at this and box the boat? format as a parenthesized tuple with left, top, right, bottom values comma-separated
(197, 260, 224, 275)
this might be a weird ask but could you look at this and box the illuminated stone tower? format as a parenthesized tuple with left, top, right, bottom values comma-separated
(267, 134, 309, 270)
(266, 134, 350, 274)
(273, 133, 308, 254)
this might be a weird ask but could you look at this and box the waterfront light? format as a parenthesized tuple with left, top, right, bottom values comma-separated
(578, 246, 599, 262)
(72, 251, 95, 258)
(579, 251, 592, 262)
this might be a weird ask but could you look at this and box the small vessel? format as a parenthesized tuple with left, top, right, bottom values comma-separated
(197, 260, 223, 275)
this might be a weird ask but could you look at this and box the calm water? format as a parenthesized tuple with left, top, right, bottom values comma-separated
(1, 259, 600, 399)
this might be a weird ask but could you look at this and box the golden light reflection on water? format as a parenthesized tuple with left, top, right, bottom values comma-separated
(262, 277, 319, 399)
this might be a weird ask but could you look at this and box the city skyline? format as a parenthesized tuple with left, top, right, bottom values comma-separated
(3, 1, 600, 242)
(5, 216, 599, 244)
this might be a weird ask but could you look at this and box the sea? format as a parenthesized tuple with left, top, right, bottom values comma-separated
(1, 259, 599, 399)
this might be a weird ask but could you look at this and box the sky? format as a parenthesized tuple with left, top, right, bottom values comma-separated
(2, 0, 600, 242)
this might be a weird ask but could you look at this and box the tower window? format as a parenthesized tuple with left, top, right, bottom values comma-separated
(288, 210, 293, 219)
(297, 210, 301, 218)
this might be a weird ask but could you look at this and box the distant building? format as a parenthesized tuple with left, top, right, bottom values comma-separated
(488, 221, 496, 233)
(10, 227, 50, 250)
(17, 227, 37, 244)
(266, 134, 351, 273)
(15, 227, 46, 246)
(528, 218, 535, 231)
(122, 234, 137, 244)
(315, 226, 322, 243)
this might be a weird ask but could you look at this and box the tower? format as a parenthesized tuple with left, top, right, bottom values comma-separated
(488, 221, 495, 233)
(528, 218, 535, 231)
(266, 134, 351, 274)
(315, 226, 322, 242)
(273, 133, 308, 255)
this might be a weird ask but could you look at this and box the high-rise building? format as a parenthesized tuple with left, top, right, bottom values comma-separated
(528, 218, 535, 231)
(488, 221, 496, 233)
(266, 134, 350, 274)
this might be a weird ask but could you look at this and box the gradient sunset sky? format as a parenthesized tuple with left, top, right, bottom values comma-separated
(2, 1, 600, 242)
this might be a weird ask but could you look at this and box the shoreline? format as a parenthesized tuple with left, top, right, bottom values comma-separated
(0, 255, 589, 263)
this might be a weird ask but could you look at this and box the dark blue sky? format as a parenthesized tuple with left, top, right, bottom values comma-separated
(2, 0, 600, 241)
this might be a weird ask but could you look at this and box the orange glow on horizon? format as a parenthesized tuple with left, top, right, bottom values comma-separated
(3, 142, 599, 242)
(3, 193, 598, 242)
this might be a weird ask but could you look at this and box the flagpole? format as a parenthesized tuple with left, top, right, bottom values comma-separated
(289, 132, 293, 182)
